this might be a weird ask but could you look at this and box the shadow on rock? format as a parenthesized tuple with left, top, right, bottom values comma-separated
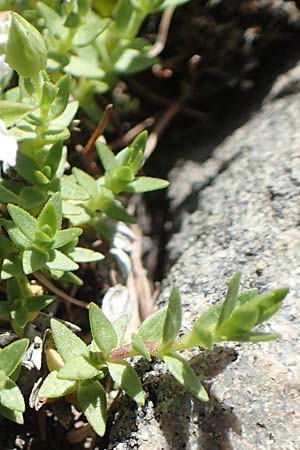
(108, 346, 241, 450)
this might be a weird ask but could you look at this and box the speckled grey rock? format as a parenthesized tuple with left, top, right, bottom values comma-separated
(108, 92, 300, 449)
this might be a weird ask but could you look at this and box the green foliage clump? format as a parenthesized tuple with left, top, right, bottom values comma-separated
(0, 339, 28, 424)
(0, 3, 290, 440)
(39, 273, 288, 436)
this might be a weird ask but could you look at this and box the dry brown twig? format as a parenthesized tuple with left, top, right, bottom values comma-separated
(83, 104, 113, 155)
(148, 7, 175, 58)
(34, 272, 89, 309)
(76, 104, 113, 175)
(110, 117, 155, 151)
(144, 54, 201, 161)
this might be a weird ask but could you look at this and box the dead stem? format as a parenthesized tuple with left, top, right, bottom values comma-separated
(129, 79, 207, 121)
(83, 103, 113, 155)
(144, 54, 201, 161)
(34, 272, 89, 309)
(148, 7, 175, 58)
(130, 224, 154, 321)
(110, 117, 155, 151)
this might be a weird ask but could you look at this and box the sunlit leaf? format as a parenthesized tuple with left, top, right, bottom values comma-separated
(77, 380, 107, 437)
(38, 370, 76, 399)
(51, 319, 88, 362)
(164, 353, 209, 402)
(216, 272, 241, 330)
(89, 303, 117, 357)
(161, 288, 181, 350)
(0, 339, 28, 376)
(58, 355, 100, 380)
(0, 379, 25, 412)
(108, 360, 145, 406)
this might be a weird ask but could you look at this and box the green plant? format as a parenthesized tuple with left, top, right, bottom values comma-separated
(0, 4, 291, 440)
(38, 273, 288, 437)
(0, 0, 190, 117)
(0, 11, 168, 335)
(0, 338, 29, 424)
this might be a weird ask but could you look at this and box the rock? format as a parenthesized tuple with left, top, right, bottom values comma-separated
(108, 90, 300, 449)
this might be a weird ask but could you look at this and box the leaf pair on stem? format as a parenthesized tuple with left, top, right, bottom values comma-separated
(39, 273, 288, 437)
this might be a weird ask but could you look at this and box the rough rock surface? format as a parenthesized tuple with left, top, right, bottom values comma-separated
(108, 90, 300, 449)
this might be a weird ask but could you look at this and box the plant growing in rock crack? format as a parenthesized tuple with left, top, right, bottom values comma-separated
(38, 273, 288, 437)
(1, 0, 190, 117)
(0, 5, 291, 438)
(0, 11, 168, 335)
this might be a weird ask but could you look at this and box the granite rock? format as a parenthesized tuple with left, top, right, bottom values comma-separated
(108, 89, 300, 450)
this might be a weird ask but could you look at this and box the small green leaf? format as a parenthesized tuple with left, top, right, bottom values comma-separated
(0, 404, 24, 424)
(113, 316, 128, 348)
(73, 15, 110, 46)
(138, 307, 167, 342)
(108, 361, 145, 406)
(254, 288, 289, 325)
(36, 2, 65, 37)
(53, 228, 82, 249)
(0, 339, 28, 376)
(26, 295, 54, 312)
(89, 303, 117, 357)
(20, 187, 46, 210)
(216, 272, 241, 330)
(72, 167, 98, 197)
(64, 56, 105, 79)
(183, 322, 214, 350)
(22, 249, 48, 274)
(15, 152, 40, 184)
(58, 355, 100, 381)
(61, 176, 90, 201)
(0, 100, 33, 126)
(0, 379, 25, 412)
(219, 306, 259, 335)
(7, 204, 37, 242)
(39, 370, 76, 398)
(46, 249, 79, 272)
(50, 74, 71, 119)
(100, 196, 135, 223)
(235, 289, 258, 307)
(129, 131, 148, 161)
(0, 182, 19, 204)
(68, 247, 104, 263)
(4, 220, 32, 248)
(163, 353, 209, 402)
(131, 333, 151, 360)
(51, 319, 88, 362)
(11, 304, 28, 334)
(125, 177, 169, 193)
(38, 197, 58, 237)
(114, 47, 156, 75)
(77, 380, 107, 437)
(96, 140, 118, 174)
(161, 288, 182, 350)
(1, 257, 23, 280)
(44, 142, 63, 179)
(0, 370, 7, 390)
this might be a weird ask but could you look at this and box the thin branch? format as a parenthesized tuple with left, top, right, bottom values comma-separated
(34, 272, 88, 309)
(130, 224, 154, 320)
(148, 7, 175, 58)
(144, 54, 201, 161)
(110, 117, 155, 151)
(129, 79, 207, 121)
(83, 104, 113, 155)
